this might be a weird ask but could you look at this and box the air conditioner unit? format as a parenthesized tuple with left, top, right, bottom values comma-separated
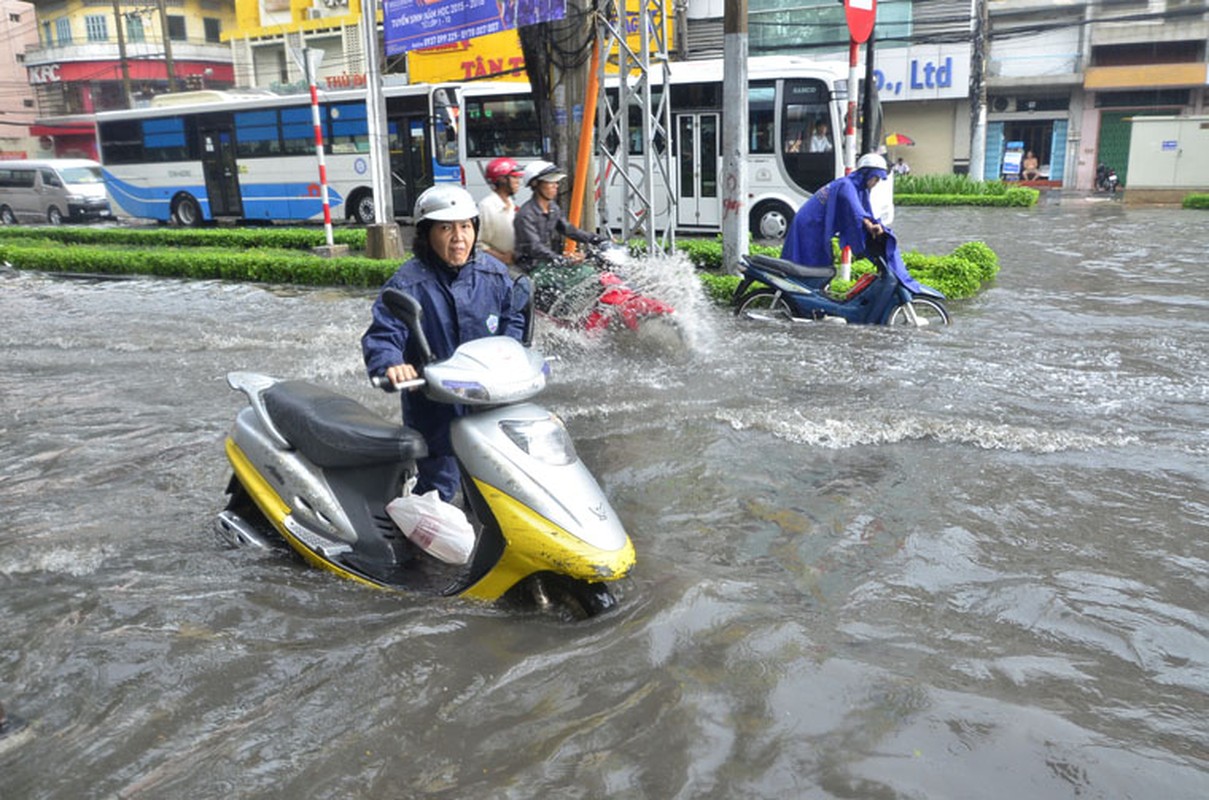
(305, 7, 325, 19)
(991, 96, 1013, 113)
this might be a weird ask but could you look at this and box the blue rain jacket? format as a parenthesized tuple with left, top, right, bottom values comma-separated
(781, 168, 884, 267)
(362, 252, 526, 501)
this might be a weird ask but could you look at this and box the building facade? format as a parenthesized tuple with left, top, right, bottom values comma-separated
(682, 0, 1209, 191)
(0, 1, 40, 158)
(25, 0, 237, 157)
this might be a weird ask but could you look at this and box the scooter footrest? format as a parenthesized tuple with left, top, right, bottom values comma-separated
(747, 254, 836, 282)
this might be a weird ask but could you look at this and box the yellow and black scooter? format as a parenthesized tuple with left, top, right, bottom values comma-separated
(217, 290, 635, 617)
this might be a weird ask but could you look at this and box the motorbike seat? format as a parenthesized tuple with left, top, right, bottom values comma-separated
(748, 254, 837, 283)
(264, 380, 428, 468)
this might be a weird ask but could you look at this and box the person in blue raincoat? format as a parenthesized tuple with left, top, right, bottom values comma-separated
(781, 152, 889, 269)
(781, 152, 924, 294)
(362, 185, 527, 502)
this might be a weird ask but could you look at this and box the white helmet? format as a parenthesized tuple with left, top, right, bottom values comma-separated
(855, 153, 888, 173)
(413, 185, 478, 223)
(521, 160, 566, 187)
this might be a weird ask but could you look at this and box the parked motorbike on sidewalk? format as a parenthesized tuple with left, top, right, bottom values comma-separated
(216, 289, 635, 618)
(1096, 163, 1120, 194)
(732, 231, 950, 327)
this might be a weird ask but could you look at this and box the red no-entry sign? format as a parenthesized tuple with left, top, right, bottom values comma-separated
(845, 0, 877, 43)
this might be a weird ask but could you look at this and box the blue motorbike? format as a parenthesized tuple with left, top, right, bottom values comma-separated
(732, 233, 950, 327)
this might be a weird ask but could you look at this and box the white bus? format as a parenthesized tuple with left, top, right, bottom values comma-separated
(458, 56, 882, 240)
(95, 85, 461, 226)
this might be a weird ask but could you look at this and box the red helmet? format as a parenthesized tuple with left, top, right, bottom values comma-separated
(485, 157, 523, 184)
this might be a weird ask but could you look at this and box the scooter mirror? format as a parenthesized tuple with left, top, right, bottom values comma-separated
(382, 288, 434, 364)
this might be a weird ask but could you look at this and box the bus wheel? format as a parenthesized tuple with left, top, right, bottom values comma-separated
(0, 206, 15, 225)
(349, 191, 375, 225)
(172, 194, 202, 227)
(47, 206, 63, 225)
(750, 200, 794, 242)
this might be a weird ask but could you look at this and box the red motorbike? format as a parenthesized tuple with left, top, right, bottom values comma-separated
(529, 243, 682, 347)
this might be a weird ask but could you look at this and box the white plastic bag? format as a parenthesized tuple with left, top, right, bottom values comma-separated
(386, 491, 475, 565)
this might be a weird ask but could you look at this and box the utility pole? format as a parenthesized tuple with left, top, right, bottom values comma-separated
(968, 0, 989, 181)
(111, 0, 132, 107)
(721, 0, 748, 272)
(156, 0, 176, 92)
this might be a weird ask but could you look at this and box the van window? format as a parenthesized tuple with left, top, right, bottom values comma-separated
(60, 166, 104, 185)
(0, 168, 35, 188)
(41, 169, 62, 188)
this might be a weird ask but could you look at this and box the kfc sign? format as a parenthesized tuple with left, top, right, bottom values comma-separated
(28, 65, 61, 84)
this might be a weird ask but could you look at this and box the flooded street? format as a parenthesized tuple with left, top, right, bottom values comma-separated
(1, 200, 1206, 798)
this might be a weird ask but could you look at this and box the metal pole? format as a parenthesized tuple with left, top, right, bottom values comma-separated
(303, 49, 335, 247)
(362, 0, 393, 223)
(721, 0, 748, 272)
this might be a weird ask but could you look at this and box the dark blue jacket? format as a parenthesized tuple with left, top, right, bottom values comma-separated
(361, 252, 526, 499)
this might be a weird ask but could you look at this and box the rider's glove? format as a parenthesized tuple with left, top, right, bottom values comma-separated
(589, 235, 607, 246)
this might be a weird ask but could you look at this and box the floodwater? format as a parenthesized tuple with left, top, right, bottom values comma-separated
(1, 200, 1206, 799)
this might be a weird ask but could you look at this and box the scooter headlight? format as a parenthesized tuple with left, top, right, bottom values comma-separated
(500, 415, 577, 466)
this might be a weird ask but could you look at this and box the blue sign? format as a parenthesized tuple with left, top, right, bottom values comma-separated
(384, 0, 567, 56)
(1162, 140, 1178, 151)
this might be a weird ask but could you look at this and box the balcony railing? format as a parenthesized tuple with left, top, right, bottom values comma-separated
(25, 38, 232, 66)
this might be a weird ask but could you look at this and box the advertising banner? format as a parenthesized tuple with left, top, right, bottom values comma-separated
(384, 0, 567, 56)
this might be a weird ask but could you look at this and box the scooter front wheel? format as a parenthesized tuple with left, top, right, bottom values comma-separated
(735, 288, 795, 321)
(887, 297, 950, 327)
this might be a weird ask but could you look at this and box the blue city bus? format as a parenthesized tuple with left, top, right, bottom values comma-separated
(95, 85, 460, 225)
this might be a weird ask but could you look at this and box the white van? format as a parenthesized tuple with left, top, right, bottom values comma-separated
(0, 159, 112, 225)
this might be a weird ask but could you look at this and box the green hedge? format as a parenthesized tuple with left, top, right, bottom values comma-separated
(893, 174, 1039, 207)
(895, 189, 1038, 207)
(1182, 194, 1209, 209)
(0, 225, 368, 251)
(0, 237, 394, 287)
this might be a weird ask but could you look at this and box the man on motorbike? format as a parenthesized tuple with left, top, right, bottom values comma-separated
(477, 156, 524, 266)
(513, 160, 607, 312)
(513, 160, 605, 269)
(780, 152, 889, 269)
(362, 185, 527, 502)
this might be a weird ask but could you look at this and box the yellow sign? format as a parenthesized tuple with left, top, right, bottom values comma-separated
(407, 1, 673, 85)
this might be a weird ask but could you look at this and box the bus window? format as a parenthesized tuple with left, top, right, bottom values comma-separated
(144, 117, 188, 162)
(326, 103, 369, 154)
(781, 78, 835, 193)
(464, 95, 541, 158)
(234, 109, 282, 158)
(280, 107, 315, 156)
(749, 82, 775, 154)
(433, 88, 459, 166)
(99, 120, 144, 165)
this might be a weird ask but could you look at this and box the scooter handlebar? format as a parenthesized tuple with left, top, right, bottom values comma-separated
(371, 375, 426, 393)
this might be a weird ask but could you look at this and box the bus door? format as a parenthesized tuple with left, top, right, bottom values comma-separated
(388, 114, 432, 218)
(675, 113, 720, 229)
(199, 125, 243, 218)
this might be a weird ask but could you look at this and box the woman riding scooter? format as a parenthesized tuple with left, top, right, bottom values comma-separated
(362, 185, 527, 503)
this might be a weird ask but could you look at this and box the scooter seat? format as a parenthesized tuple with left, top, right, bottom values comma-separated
(748, 254, 837, 282)
(264, 381, 428, 468)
